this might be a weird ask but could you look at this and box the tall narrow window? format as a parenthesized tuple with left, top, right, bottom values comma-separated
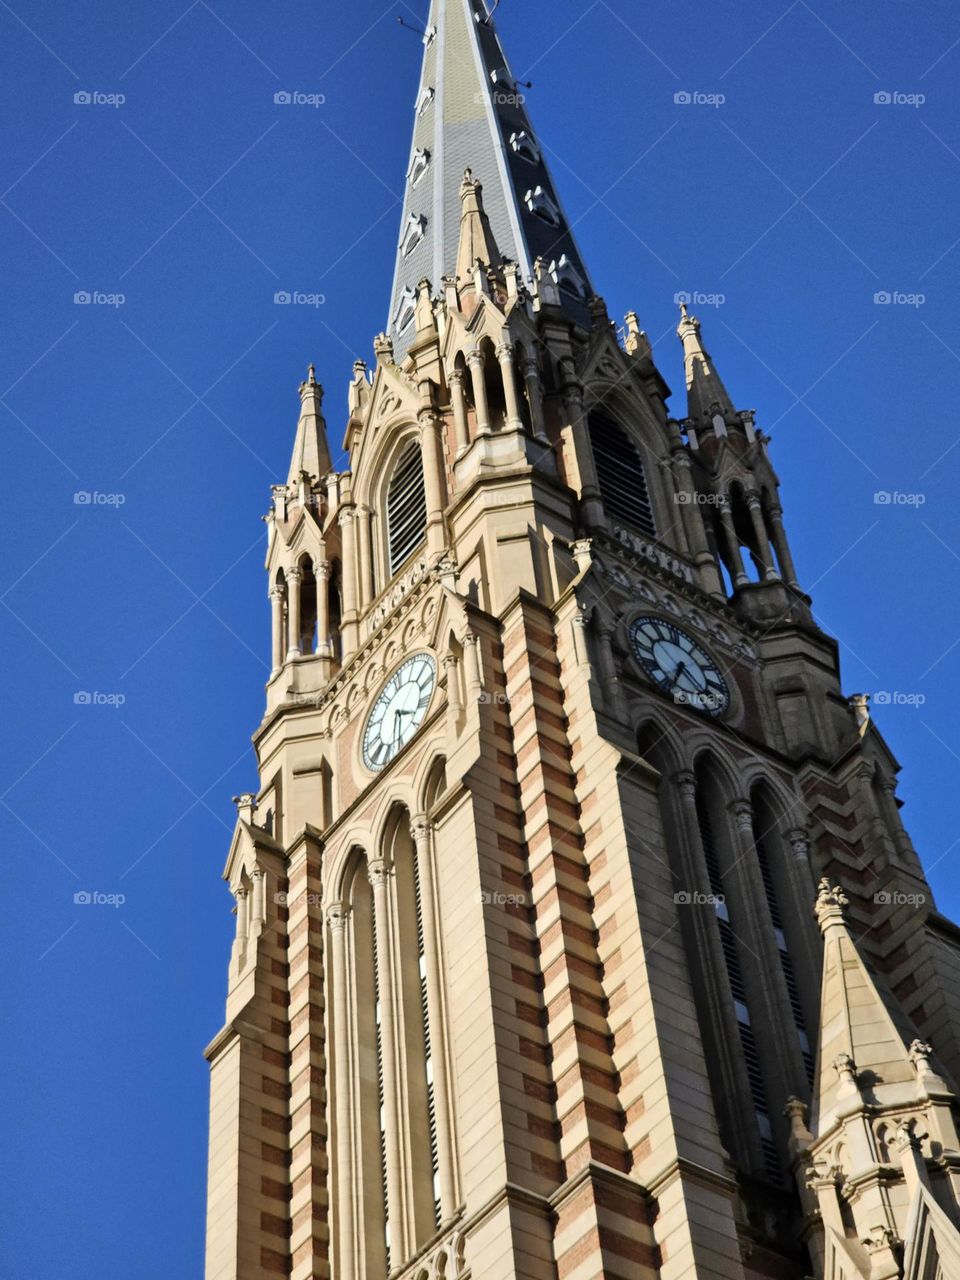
(371, 917, 390, 1268)
(752, 815, 814, 1084)
(588, 412, 656, 538)
(696, 792, 778, 1176)
(413, 848, 441, 1226)
(386, 442, 427, 576)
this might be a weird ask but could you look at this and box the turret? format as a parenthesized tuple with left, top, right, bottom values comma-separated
(790, 879, 960, 1277)
(286, 364, 332, 487)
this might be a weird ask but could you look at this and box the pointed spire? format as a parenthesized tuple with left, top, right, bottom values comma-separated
(287, 364, 332, 487)
(811, 878, 928, 1132)
(455, 169, 502, 287)
(677, 303, 736, 426)
(387, 0, 592, 355)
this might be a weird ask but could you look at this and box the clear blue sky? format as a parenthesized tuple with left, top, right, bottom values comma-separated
(2, 1, 959, 1274)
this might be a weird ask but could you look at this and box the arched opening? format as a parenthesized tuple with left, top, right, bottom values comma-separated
(479, 338, 506, 432)
(423, 756, 448, 812)
(386, 440, 427, 576)
(382, 806, 441, 1241)
(332, 855, 388, 1278)
(327, 560, 343, 663)
(588, 411, 657, 538)
(513, 341, 533, 433)
(298, 555, 318, 655)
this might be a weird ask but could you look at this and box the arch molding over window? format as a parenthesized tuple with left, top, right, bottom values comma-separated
(588, 412, 657, 538)
(386, 442, 427, 576)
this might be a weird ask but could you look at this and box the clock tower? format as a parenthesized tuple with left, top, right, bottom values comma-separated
(203, 3, 960, 1278)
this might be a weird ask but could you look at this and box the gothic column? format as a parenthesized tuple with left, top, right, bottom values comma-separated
(269, 585, 285, 675)
(559, 358, 604, 528)
(521, 353, 548, 441)
(316, 560, 331, 660)
(235, 885, 249, 957)
(671, 772, 754, 1160)
(339, 507, 360, 657)
(410, 816, 458, 1220)
(250, 866, 264, 932)
(496, 341, 524, 431)
(419, 411, 447, 556)
(368, 858, 408, 1259)
(461, 630, 482, 702)
(443, 652, 462, 738)
(745, 491, 779, 580)
(727, 798, 806, 1096)
(448, 368, 470, 455)
(357, 507, 373, 609)
(286, 567, 302, 660)
(718, 501, 749, 586)
(466, 349, 491, 435)
(766, 501, 800, 588)
(326, 903, 356, 1280)
(595, 619, 626, 721)
(787, 826, 817, 898)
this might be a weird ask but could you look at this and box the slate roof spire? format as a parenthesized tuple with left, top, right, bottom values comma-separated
(388, 0, 593, 355)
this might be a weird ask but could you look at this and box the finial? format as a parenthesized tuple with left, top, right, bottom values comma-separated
(373, 332, 395, 365)
(909, 1039, 934, 1075)
(307, 362, 316, 383)
(833, 1051, 858, 1092)
(679, 300, 689, 319)
(814, 877, 849, 932)
(848, 693, 870, 735)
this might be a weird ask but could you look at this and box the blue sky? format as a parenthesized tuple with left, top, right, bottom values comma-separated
(2, 0, 959, 1274)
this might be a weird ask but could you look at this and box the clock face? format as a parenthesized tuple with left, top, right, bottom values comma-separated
(362, 654, 437, 771)
(629, 616, 730, 716)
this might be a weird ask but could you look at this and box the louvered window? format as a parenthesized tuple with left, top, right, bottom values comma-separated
(413, 850, 442, 1226)
(697, 797, 779, 1176)
(589, 413, 656, 538)
(754, 821, 814, 1085)
(372, 921, 390, 1267)
(386, 443, 427, 576)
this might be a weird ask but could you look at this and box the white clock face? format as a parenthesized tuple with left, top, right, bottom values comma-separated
(362, 654, 437, 771)
(629, 616, 730, 716)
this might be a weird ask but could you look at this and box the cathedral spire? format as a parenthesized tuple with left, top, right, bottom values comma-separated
(677, 302, 737, 426)
(388, 0, 593, 354)
(286, 364, 332, 487)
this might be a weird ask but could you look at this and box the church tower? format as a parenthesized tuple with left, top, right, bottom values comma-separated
(203, 4, 960, 1278)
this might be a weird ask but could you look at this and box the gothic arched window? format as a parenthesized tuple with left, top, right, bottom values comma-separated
(386, 441, 427, 576)
(588, 412, 656, 538)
